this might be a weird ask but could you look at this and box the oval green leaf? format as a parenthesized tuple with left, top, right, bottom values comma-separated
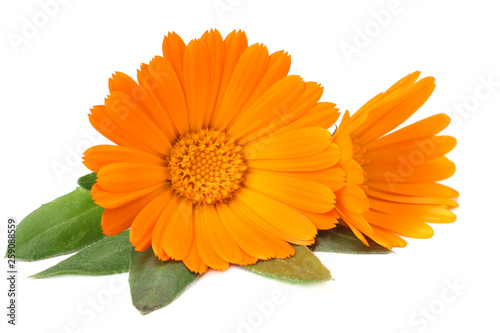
(312, 225, 393, 254)
(244, 246, 332, 283)
(32, 231, 131, 279)
(78, 172, 97, 191)
(12, 187, 105, 261)
(129, 248, 198, 315)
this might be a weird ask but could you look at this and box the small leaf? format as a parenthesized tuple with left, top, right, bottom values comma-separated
(312, 225, 393, 254)
(78, 172, 97, 191)
(32, 231, 131, 279)
(244, 246, 332, 283)
(12, 187, 105, 261)
(129, 248, 198, 315)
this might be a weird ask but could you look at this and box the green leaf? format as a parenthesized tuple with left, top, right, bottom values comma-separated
(78, 172, 97, 191)
(12, 187, 105, 261)
(129, 248, 198, 315)
(312, 225, 393, 254)
(32, 231, 131, 279)
(244, 246, 332, 283)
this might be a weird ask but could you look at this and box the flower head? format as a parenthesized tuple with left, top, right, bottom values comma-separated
(83, 29, 343, 273)
(339, 71, 458, 248)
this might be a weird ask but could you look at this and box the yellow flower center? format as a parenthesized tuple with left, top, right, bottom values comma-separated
(168, 129, 247, 205)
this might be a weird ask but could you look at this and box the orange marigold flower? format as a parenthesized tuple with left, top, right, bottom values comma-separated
(341, 71, 458, 248)
(83, 29, 345, 273)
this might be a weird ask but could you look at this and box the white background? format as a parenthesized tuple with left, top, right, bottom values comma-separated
(1, 0, 499, 332)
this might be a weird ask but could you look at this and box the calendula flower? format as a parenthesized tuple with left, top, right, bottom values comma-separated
(83, 29, 343, 273)
(340, 71, 458, 248)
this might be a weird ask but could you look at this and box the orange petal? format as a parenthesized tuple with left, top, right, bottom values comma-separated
(217, 203, 276, 259)
(282, 102, 340, 132)
(243, 127, 331, 160)
(162, 198, 193, 260)
(183, 233, 208, 274)
(203, 204, 244, 263)
(363, 136, 457, 164)
(248, 167, 344, 193)
(200, 29, 225, 128)
(336, 206, 375, 242)
(230, 196, 312, 246)
(211, 30, 248, 125)
(237, 251, 259, 266)
(88, 105, 159, 156)
(365, 113, 451, 150)
(83, 145, 167, 173)
(371, 225, 408, 248)
(109, 71, 177, 143)
(366, 181, 459, 198)
(130, 190, 175, 251)
(194, 205, 229, 271)
(336, 183, 370, 214)
(236, 187, 316, 243)
(91, 182, 168, 209)
(365, 187, 458, 207)
(369, 198, 457, 223)
(228, 76, 305, 140)
(151, 195, 183, 260)
(211, 43, 269, 130)
(236, 80, 322, 144)
(97, 163, 169, 193)
(226, 200, 295, 259)
(350, 71, 422, 136)
(364, 156, 456, 183)
(162, 31, 186, 88)
(241, 50, 291, 110)
(104, 92, 172, 155)
(363, 209, 434, 239)
(100, 184, 170, 236)
(142, 57, 189, 136)
(247, 143, 341, 172)
(184, 39, 211, 132)
(244, 172, 335, 213)
(357, 77, 436, 146)
(295, 208, 338, 230)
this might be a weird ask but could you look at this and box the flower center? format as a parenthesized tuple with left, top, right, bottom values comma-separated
(168, 129, 247, 205)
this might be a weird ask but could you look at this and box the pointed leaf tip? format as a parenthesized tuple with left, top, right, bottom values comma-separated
(32, 231, 131, 279)
(78, 172, 97, 191)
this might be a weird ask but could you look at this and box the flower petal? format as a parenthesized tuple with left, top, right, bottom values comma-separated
(243, 127, 331, 160)
(162, 198, 193, 260)
(217, 203, 276, 259)
(244, 172, 335, 213)
(203, 204, 244, 263)
(83, 145, 167, 173)
(104, 92, 172, 155)
(130, 190, 175, 251)
(211, 43, 269, 130)
(184, 39, 211, 132)
(97, 163, 169, 193)
(91, 182, 168, 209)
(100, 185, 170, 236)
(236, 187, 316, 243)
(162, 31, 186, 88)
(194, 205, 229, 270)
(246, 143, 340, 172)
(200, 29, 225, 128)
